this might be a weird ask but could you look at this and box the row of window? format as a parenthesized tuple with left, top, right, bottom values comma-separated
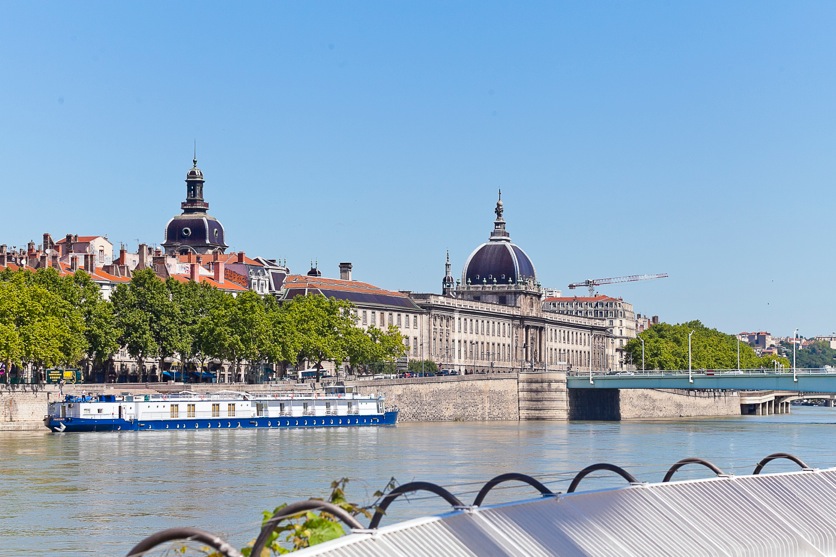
(170, 403, 237, 419)
(361, 310, 419, 329)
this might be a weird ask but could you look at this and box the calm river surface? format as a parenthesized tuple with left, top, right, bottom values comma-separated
(3, 407, 836, 556)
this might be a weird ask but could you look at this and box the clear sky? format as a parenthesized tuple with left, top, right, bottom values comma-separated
(1, 2, 834, 338)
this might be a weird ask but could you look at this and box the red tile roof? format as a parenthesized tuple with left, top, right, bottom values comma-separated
(283, 275, 409, 298)
(168, 274, 248, 292)
(56, 235, 101, 244)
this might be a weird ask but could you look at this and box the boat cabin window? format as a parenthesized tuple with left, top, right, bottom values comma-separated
(187, 404, 196, 418)
(170, 405, 179, 419)
(212, 403, 220, 417)
(227, 403, 236, 417)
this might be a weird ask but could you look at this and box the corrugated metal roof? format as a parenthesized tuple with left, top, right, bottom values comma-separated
(294, 469, 836, 557)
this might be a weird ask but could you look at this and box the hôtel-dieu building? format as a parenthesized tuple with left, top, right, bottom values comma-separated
(288, 192, 635, 376)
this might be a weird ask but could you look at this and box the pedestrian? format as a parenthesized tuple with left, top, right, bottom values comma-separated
(59, 378, 65, 396)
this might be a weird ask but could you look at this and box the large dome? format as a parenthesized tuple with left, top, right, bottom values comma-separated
(164, 215, 226, 254)
(461, 192, 537, 286)
(462, 242, 536, 285)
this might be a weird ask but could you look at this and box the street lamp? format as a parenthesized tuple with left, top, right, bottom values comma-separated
(638, 336, 645, 372)
(688, 330, 695, 383)
(793, 328, 799, 382)
(737, 336, 740, 372)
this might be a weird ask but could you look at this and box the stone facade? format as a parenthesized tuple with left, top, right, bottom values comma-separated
(352, 375, 520, 422)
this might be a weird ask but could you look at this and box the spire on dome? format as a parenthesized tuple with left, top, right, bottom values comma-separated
(490, 189, 510, 241)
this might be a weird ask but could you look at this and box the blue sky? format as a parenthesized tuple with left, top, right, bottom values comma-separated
(1, 2, 834, 338)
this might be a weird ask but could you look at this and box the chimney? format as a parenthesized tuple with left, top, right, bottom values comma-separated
(0, 252, 6, 267)
(190, 262, 200, 282)
(43, 233, 54, 252)
(39, 254, 47, 268)
(214, 262, 225, 284)
(237, 252, 245, 263)
(138, 244, 147, 269)
(339, 262, 352, 281)
(84, 253, 95, 273)
(119, 245, 127, 264)
(51, 254, 60, 269)
(27, 241, 36, 255)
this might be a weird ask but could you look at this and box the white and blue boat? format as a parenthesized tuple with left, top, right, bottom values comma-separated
(44, 385, 398, 433)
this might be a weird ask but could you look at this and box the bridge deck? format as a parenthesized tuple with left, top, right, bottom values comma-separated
(566, 369, 836, 393)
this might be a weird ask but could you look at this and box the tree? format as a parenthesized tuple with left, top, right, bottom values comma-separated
(280, 294, 357, 381)
(626, 320, 790, 371)
(782, 339, 836, 370)
(111, 269, 183, 377)
(0, 274, 86, 382)
(168, 278, 227, 377)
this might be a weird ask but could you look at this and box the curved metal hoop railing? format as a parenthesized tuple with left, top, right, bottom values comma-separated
(472, 472, 555, 507)
(250, 500, 365, 557)
(130, 452, 819, 551)
(567, 463, 639, 493)
(369, 481, 464, 529)
(662, 457, 726, 482)
(126, 527, 243, 557)
(753, 452, 811, 475)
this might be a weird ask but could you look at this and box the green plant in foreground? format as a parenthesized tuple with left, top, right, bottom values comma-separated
(240, 477, 398, 556)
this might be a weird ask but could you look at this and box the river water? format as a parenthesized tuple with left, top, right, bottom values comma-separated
(3, 407, 836, 556)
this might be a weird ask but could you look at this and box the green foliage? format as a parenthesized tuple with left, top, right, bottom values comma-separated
(346, 325, 408, 375)
(0, 267, 412, 383)
(782, 340, 836, 369)
(242, 478, 398, 556)
(111, 269, 183, 366)
(0, 268, 91, 380)
(626, 320, 791, 371)
(407, 359, 438, 373)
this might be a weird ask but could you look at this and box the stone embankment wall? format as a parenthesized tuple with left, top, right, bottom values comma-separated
(351, 375, 519, 422)
(1, 378, 744, 431)
(0, 385, 56, 431)
(569, 388, 741, 420)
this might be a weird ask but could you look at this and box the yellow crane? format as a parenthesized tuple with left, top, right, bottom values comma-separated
(568, 273, 669, 297)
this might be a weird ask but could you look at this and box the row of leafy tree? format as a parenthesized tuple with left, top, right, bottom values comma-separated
(0, 267, 407, 382)
(625, 320, 790, 371)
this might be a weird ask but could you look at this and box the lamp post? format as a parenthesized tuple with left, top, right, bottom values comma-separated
(638, 336, 645, 372)
(793, 328, 798, 382)
(688, 330, 695, 383)
(737, 337, 740, 372)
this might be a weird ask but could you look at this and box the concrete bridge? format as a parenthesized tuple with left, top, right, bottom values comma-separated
(566, 368, 836, 417)
(567, 368, 836, 392)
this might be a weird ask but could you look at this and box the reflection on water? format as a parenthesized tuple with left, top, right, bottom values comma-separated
(2, 407, 836, 555)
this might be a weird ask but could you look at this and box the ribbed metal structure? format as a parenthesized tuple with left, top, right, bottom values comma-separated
(293, 468, 836, 557)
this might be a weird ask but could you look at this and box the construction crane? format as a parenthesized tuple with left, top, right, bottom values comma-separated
(568, 273, 669, 297)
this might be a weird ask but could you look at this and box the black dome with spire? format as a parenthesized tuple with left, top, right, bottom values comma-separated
(162, 155, 228, 255)
(461, 191, 537, 286)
